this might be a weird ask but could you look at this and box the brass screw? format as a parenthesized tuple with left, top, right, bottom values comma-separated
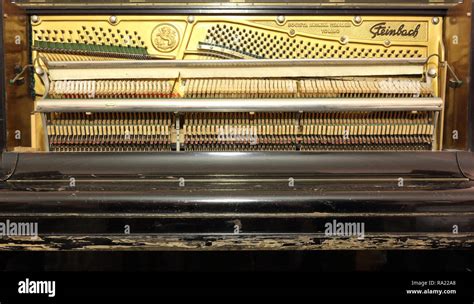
(109, 16, 118, 25)
(35, 67, 44, 76)
(428, 68, 437, 78)
(353, 16, 362, 25)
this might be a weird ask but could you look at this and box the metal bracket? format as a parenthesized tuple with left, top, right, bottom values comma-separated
(9, 64, 32, 85)
(446, 62, 463, 89)
(425, 54, 463, 89)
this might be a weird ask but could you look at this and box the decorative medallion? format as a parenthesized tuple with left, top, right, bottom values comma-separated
(151, 23, 180, 52)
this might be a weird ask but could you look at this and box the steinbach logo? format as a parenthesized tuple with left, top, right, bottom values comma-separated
(370, 22, 421, 39)
(0, 219, 38, 237)
(18, 278, 56, 298)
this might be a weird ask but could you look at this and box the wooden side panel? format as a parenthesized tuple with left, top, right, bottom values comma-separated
(443, 0, 472, 150)
(2, 1, 32, 151)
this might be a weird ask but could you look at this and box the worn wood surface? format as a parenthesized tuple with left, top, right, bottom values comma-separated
(1, 233, 473, 251)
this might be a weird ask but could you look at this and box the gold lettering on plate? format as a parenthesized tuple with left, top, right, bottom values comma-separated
(254, 21, 428, 41)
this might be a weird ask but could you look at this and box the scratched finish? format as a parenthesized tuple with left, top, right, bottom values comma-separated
(0, 234, 473, 251)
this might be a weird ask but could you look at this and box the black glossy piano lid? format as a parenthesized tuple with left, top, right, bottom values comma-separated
(12, 0, 461, 14)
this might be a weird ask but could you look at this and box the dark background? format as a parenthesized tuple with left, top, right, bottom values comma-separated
(0, 251, 473, 271)
(0, 251, 474, 301)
